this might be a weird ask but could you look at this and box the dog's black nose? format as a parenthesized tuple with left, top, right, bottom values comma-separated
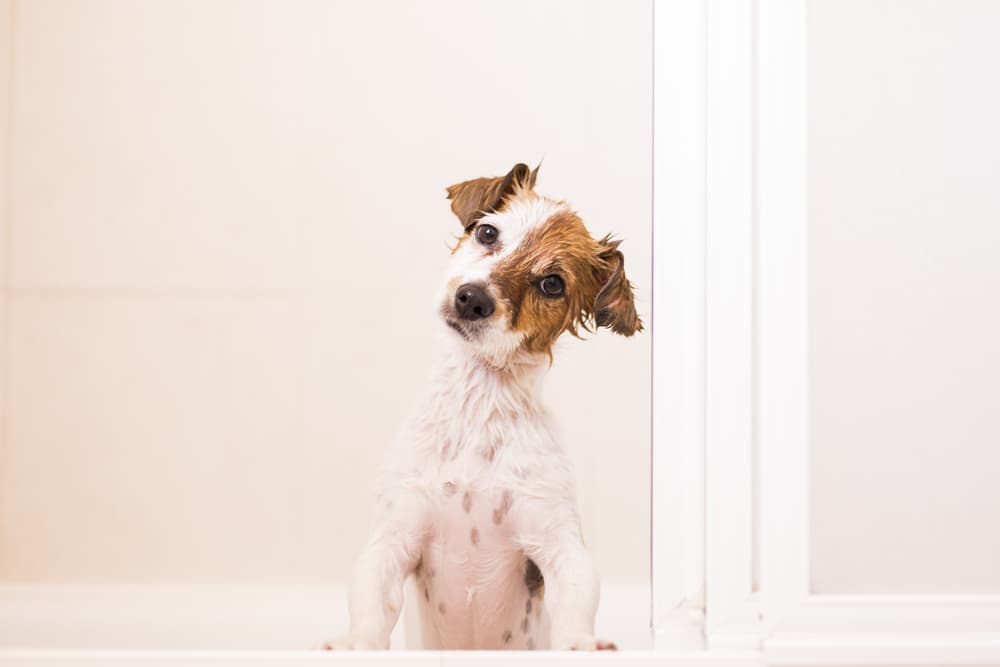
(455, 283, 495, 321)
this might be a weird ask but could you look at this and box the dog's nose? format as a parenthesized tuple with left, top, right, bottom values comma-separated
(455, 284, 495, 321)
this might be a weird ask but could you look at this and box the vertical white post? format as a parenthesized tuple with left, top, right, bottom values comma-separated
(651, 0, 707, 649)
(756, 0, 810, 633)
(704, 0, 759, 648)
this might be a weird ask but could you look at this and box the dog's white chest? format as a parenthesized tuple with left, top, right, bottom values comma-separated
(409, 450, 547, 650)
(373, 351, 570, 649)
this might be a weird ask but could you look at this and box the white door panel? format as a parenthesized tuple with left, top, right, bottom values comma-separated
(807, 0, 1000, 596)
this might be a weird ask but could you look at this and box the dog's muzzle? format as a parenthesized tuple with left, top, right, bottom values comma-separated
(454, 283, 495, 321)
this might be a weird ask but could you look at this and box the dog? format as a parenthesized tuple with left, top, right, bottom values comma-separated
(325, 163, 641, 651)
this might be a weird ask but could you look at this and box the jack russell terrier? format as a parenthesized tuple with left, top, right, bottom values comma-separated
(325, 163, 641, 651)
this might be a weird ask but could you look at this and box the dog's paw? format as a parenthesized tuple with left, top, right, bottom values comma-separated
(565, 636, 618, 651)
(319, 635, 385, 651)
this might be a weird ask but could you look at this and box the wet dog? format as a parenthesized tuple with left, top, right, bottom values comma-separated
(325, 163, 641, 650)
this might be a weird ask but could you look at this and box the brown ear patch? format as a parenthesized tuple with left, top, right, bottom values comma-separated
(492, 210, 605, 357)
(445, 163, 539, 229)
(492, 214, 642, 356)
(594, 237, 642, 336)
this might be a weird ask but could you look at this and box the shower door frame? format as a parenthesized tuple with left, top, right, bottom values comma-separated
(650, 0, 1000, 663)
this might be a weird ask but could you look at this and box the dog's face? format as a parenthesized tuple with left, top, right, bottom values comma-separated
(438, 163, 642, 366)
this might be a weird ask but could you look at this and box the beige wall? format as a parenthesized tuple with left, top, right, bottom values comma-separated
(809, 0, 1000, 594)
(0, 0, 13, 568)
(0, 0, 9, 579)
(0, 1, 651, 585)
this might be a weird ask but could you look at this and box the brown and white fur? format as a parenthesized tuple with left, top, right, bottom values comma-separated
(324, 163, 641, 651)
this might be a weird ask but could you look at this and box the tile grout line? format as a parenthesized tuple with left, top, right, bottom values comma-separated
(3, 286, 394, 296)
(0, 0, 15, 578)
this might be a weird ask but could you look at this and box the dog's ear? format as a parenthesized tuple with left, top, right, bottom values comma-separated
(446, 163, 539, 229)
(593, 237, 642, 336)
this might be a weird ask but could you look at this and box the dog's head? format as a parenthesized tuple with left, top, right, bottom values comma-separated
(438, 163, 642, 367)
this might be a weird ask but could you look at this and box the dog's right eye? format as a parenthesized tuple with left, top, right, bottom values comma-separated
(475, 224, 498, 246)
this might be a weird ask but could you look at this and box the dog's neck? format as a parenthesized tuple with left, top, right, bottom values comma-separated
(413, 339, 557, 463)
(428, 340, 550, 419)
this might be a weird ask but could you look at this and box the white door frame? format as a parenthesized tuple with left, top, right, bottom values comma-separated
(651, 0, 761, 651)
(652, 0, 1000, 663)
(651, 0, 709, 650)
(754, 0, 1000, 662)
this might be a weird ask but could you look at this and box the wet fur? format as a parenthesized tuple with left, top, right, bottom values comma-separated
(325, 163, 639, 651)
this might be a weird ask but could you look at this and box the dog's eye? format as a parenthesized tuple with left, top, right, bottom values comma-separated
(475, 224, 498, 246)
(538, 275, 565, 298)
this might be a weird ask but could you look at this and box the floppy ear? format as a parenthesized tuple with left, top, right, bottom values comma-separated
(594, 237, 642, 336)
(445, 163, 539, 229)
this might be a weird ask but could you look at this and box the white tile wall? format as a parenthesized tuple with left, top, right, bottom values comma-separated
(12, 0, 308, 290)
(0, 0, 651, 587)
(4, 294, 304, 581)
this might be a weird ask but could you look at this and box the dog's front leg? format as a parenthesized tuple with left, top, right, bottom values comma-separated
(325, 490, 427, 650)
(531, 529, 617, 651)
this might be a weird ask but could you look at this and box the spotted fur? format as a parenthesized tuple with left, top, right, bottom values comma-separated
(324, 163, 638, 651)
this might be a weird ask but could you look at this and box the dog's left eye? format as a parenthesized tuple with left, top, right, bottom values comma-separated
(475, 224, 498, 246)
(538, 275, 565, 298)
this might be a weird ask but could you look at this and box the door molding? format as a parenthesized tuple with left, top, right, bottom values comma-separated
(653, 0, 1000, 663)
